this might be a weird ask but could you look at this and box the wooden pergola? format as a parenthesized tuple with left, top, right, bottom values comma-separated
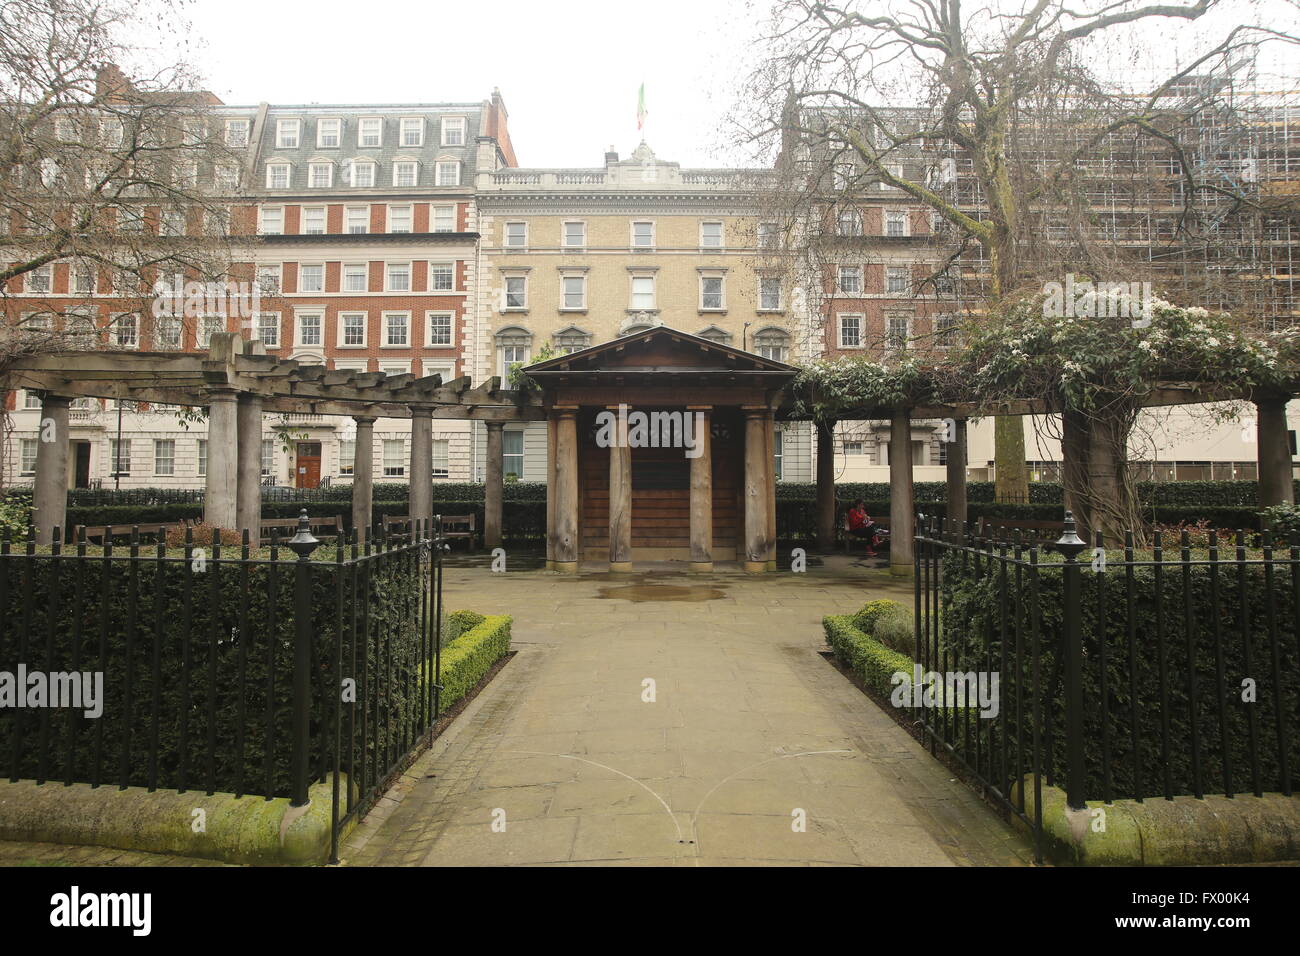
(2, 333, 544, 545)
(784, 379, 1299, 573)
(4, 329, 1296, 573)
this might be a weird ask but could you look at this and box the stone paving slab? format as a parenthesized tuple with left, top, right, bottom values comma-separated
(339, 556, 1035, 868)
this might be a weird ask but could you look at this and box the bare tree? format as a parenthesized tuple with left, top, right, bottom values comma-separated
(735, 0, 1296, 508)
(0, 0, 244, 486)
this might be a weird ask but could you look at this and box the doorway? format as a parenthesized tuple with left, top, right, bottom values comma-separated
(73, 441, 92, 488)
(295, 442, 322, 488)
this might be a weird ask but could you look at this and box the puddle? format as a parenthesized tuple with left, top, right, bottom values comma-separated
(596, 584, 726, 602)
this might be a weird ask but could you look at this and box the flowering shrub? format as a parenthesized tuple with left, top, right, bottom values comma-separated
(963, 288, 1279, 413)
(1151, 519, 1242, 550)
(790, 355, 939, 420)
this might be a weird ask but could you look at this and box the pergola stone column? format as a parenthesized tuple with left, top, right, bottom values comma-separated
(31, 393, 70, 545)
(1256, 393, 1295, 507)
(553, 406, 580, 573)
(409, 406, 433, 532)
(204, 389, 239, 530)
(743, 405, 771, 573)
(351, 416, 376, 537)
(888, 407, 915, 576)
(946, 418, 969, 532)
(484, 421, 505, 550)
(607, 405, 633, 572)
(236, 393, 263, 535)
(688, 406, 713, 572)
(815, 419, 837, 552)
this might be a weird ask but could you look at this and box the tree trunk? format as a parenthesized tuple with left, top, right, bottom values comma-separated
(1061, 407, 1091, 534)
(1088, 410, 1142, 546)
(994, 416, 1028, 503)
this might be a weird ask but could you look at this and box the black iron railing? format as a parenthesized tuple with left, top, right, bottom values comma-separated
(0, 512, 447, 864)
(914, 513, 1300, 864)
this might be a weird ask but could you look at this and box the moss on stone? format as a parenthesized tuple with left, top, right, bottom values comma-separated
(0, 777, 351, 866)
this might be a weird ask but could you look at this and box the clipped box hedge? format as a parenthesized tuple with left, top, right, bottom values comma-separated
(435, 611, 513, 713)
(824, 611, 917, 700)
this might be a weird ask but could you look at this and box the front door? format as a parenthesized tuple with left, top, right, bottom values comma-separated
(296, 442, 322, 488)
(74, 441, 92, 488)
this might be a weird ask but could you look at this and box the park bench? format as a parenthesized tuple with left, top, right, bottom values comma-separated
(974, 516, 1062, 545)
(382, 513, 478, 548)
(842, 514, 890, 553)
(73, 521, 190, 544)
(260, 514, 344, 544)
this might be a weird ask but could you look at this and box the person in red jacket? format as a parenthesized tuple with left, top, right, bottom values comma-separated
(846, 499, 878, 556)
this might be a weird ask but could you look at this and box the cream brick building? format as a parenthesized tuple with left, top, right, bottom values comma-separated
(470, 141, 814, 484)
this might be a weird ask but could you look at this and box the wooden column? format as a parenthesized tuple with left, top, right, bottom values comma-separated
(236, 393, 263, 536)
(545, 413, 558, 570)
(1256, 394, 1295, 507)
(484, 421, 505, 550)
(743, 405, 770, 573)
(816, 419, 837, 552)
(409, 407, 433, 530)
(888, 407, 915, 576)
(607, 405, 633, 571)
(688, 406, 713, 572)
(31, 393, 70, 545)
(765, 410, 777, 570)
(351, 416, 376, 538)
(946, 418, 968, 532)
(204, 389, 239, 530)
(554, 406, 580, 573)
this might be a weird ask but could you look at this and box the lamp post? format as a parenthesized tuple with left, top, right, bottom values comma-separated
(1054, 510, 1088, 811)
(287, 509, 320, 807)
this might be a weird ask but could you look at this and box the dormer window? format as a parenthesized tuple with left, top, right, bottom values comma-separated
(266, 163, 291, 189)
(393, 161, 419, 187)
(435, 160, 460, 186)
(400, 117, 424, 147)
(225, 119, 250, 148)
(317, 118, 341, 148)
(358, 117, 382, 147)
(441, 117, 466, 146)
(309, 162, 333, 188)
(348, 160, 376, 188)
(276, 119, 300, 148)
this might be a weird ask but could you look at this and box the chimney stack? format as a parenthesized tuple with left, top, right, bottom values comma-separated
(605, 145, 619, 164)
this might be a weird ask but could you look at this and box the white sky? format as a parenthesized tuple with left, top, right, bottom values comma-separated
(175, 0, 1297, 170)
(183, 0, 759, 169)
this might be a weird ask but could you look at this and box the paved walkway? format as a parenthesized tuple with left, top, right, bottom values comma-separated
(341, 555, 1034, 867)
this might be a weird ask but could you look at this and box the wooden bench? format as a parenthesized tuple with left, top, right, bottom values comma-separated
(260, 515, 344, 544)
(974, 516, 1062, 544)
(74, 521, 189, 544)
(842, 514, 890, 553)
(383, 514, 478, 548)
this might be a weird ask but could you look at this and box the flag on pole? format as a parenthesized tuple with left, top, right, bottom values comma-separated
(637, 83, 647, 132)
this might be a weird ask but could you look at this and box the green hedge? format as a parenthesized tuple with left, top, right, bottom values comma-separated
(42, 480, 1293, 545)
(0, 547, 509, 799)
(940, 550, 1300, 800)
(0, 547, 434, 798)
(824, 614, 917, 700)
(436, 613, 513, 712)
